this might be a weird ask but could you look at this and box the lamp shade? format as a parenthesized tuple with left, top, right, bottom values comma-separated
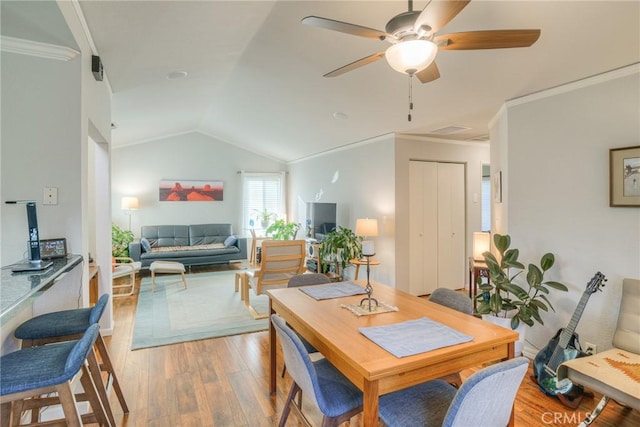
(121, 196, 139, 211)
(356, 218, 379, 237)
(473, 232, 491, 261)
(385, 40, 437, 75)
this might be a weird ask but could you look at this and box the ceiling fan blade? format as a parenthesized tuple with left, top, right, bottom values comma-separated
(416, 62, 440, 83)
(435, 29, 541, 50)
(302, 16, 395, 41)
(323, 52, 386, 78)
(414, 0, 471, 36)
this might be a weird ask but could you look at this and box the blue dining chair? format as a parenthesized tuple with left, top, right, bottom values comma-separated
(428, 288, 473, 315)
(283, 273, 330, 365)
(271, 314, 362, 427)
(428, 288, 473, 387)
(379, 357, 529, 427)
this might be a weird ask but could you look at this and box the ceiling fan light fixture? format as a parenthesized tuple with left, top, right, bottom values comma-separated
(385, 40, 437, 75)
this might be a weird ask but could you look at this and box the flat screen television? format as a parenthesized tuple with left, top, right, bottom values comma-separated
(306, 202, 336, 241)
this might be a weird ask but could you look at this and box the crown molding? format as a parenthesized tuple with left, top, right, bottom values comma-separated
(1, 35, 79, 61)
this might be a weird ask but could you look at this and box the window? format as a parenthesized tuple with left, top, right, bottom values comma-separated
(241, 172, 286, 233)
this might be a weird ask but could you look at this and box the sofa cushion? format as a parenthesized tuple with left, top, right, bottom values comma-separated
(142, 225, 189, 247)
(150, 243, 225, 253)
(140, 237, 151, 252)
(224, 235, 237, 247)
(189, 224, 232, 245)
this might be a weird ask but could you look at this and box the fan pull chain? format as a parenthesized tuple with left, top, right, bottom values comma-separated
(408, 74, 414, 122)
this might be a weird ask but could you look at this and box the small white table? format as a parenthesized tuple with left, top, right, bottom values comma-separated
(150, 261, 187, 292)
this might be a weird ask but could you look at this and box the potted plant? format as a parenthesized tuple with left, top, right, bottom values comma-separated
(318, 226, 362, 277)
(253, 208, 275, 229)
(112, 223, 134, 257)
(265, 219, 301, 240)
(476, 233, 568, 329)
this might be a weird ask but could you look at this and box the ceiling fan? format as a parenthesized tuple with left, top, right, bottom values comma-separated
(302, 0, 541, 83)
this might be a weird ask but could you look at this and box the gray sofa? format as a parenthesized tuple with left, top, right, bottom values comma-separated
(128, 224, 247, 268)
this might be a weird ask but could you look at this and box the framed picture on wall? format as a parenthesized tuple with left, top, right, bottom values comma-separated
(609, 145, 640, 207)
(159, 179, 224, 202)
(492, 171, 502, 203)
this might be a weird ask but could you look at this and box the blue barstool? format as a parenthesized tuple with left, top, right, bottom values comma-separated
(14, 294, 128, 420)
(0, 324, 111, 426)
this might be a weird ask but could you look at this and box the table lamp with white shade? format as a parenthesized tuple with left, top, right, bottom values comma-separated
(355, 218, 379, 257)
(472, 232, 491, 261)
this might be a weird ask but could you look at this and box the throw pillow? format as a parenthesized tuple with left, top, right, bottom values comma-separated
(140, 237, 151, 252)
(224, 235, 237, 247)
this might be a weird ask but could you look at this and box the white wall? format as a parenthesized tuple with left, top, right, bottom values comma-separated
(288, 135, 396, 285)
(1, 51, 82, 264)
(394, 136, 490, 293)
(491, 65, 640, 356)
(1, 1, 113, 329)
(111, 131, 286, 237)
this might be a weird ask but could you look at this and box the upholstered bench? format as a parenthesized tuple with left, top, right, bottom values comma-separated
(150, 261, 187, 292)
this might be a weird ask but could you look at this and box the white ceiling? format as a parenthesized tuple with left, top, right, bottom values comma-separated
(26, 1, 640, 162)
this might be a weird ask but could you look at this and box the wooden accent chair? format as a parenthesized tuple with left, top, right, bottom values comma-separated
(241, 240, 306, 319)
(112, 256, 141, 297)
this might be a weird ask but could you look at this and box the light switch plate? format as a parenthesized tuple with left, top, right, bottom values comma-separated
(43, 187, 58, 205)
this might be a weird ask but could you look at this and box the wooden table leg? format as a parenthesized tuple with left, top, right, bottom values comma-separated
(269, 298, 276, 395)
(354, 264, 361, 280)
(363, 379, 379, 427)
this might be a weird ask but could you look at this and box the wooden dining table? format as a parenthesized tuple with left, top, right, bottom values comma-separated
(267, 280, 518, 427)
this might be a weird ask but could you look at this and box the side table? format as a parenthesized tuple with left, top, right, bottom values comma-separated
(350, 258, 380, 280)
(468, 257, 489, 310)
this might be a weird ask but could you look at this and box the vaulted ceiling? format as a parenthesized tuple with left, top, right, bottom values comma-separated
(5, 1, 640, 162)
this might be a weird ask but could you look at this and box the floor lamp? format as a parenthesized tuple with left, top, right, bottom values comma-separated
(121, 197, 139, 231)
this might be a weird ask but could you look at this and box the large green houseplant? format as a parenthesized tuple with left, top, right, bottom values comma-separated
(319, 226, 362, 275)
(112, 223, 134, 257)
(265, 219, 301, 240)
(476, 233, 568, 329)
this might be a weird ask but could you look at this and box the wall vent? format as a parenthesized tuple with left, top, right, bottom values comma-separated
(429, 125, 470, 135)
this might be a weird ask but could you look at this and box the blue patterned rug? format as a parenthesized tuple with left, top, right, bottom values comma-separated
(131, 270, 268, 349)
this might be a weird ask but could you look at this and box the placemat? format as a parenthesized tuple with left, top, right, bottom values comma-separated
(299, 281, 367, 300)
(359, 317, 474, 358)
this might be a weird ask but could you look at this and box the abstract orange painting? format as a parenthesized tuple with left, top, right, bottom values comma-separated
(159, 180, 224, 202)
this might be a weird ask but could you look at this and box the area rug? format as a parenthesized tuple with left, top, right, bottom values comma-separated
(131, 270, 268, 350)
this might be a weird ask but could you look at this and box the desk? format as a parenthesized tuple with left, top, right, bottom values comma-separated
(267, 281, 517, 426)
(349, 258, 380, 280)
(469, 257, 489, 310)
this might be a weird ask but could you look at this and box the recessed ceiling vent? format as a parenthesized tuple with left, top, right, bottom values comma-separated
(468, 134, 490, 142)
(429, 125, 470, 135)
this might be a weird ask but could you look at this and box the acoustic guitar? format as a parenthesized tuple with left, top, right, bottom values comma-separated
(533, 272, 606, 403)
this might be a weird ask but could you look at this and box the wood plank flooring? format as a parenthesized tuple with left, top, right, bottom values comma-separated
(103, 268, 639, 426)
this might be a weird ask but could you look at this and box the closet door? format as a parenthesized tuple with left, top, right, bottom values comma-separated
(409, 161, 438, 295)
(437, 162, 466, 290)
(409, 161, 465, 295)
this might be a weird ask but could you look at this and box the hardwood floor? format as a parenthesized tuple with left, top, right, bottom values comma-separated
(103, 269, 639, 426)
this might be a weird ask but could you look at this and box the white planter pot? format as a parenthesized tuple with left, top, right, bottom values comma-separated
(482, 314, 527, 357)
